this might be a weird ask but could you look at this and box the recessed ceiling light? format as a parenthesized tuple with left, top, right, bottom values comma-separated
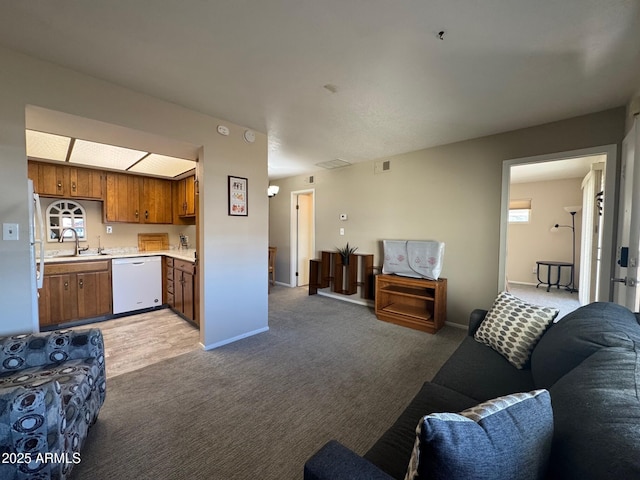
(25, 130, 71, 162)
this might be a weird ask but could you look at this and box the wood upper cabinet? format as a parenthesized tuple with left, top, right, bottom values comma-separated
(39, 260, 112, 328)
(70, 167, 103, 199)
(28, 160, 104, 200)
(104, 172, 141, 223)
(105, 173, 173, 224)
(33, 161, 66, 197)
(177, 175, 196, 217)
(142, 177, 173, 224)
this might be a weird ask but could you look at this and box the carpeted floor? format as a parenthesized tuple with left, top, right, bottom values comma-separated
(71, 286, 466, 480)
(508, 283, 580, 320)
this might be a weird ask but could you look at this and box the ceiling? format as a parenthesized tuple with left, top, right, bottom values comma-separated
(510, 155, 606, 184)
(1, 1, 639, 180)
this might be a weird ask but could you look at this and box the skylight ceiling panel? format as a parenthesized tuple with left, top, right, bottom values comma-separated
(128, 154, 196, 178)
(25, 130, 70, 162)
(69, 139, 147, 170)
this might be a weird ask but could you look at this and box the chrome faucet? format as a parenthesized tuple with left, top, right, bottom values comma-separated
(59, 228, 89, 256)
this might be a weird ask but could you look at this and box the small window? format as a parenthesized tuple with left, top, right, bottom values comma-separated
(46, 200, 87, 242)
(509, 199, 531, 224)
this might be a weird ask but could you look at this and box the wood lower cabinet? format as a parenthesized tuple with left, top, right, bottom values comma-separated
(165, 256, 198, 326)
(375, 274, 447, 334)
(39, 260, 112, 328)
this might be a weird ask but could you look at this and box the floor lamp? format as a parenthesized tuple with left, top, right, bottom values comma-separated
(551, 206, 581, 293)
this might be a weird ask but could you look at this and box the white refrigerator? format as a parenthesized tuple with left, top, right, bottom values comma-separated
(28, 179, 45, 332)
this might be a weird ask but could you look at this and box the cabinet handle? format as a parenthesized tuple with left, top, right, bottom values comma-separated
(182, 202, 187, 213)
(135, 210, 139, 218)
(64, 281, 69, 290)
(79, 279, 84, 289)
(145, 210, 149, 219)
(72, 182, 77, 192)
(57, 181, 63, 191)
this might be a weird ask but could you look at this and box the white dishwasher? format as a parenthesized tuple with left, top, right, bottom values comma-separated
(112, 256, 162, 314)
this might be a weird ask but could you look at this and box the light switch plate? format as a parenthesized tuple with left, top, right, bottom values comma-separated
(3, 223, 19, 241)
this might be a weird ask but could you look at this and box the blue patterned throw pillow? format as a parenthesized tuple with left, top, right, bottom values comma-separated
(474, 291, 558, 369)
(405, 389, 553, 480)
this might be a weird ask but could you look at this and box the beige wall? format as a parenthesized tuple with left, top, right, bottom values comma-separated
(269, 108, 625, 326)
(507, 179, 583, 286)
(0, 46, 268, 348)
(38, 198, 197, 253)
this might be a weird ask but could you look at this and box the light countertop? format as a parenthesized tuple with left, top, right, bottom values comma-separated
(39, 249, 197, 264)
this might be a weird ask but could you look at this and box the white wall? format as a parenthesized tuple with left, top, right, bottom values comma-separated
(507, 179, 583, 285)
(270, 108, 626, 326)
(0, 46, 268, 348)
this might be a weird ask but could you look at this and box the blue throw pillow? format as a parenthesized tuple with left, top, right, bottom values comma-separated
(405, 389, 553, 480)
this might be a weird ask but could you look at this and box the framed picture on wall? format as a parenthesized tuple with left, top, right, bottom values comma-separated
(228, 175, 248, 216)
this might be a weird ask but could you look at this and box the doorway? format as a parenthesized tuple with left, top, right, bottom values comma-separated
(499, 145, 618, 303)
(290, 190, 315, 287)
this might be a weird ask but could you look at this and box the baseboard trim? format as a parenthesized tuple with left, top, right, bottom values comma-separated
(317, 290, 374, 308)
(445, 321, 467, 330)
(508, 281, 537, 287)
(201, 326, 270, 350)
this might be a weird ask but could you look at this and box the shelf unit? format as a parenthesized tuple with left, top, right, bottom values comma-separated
(309, 251, 374, 299)
(375, 274, 447, 333)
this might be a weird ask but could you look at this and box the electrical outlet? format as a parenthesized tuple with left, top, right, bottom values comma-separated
(106, 225, 113, 234)
(339, 228, 345, 235)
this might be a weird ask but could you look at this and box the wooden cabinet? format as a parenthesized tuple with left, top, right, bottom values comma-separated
(70, 167, 103, 199)
(165, 256, 198, 326)
(28, 160, 103, 200)
(141, 177, 173, 224)
(104, 172, 141, 223)
(31, 161, 66, 197)
(105, 173, 173, 224)
(29, 160, 185, 226)
(375, 274, 447, 334)
(39, 260, 112, 328)
(177, 175, 196, 218)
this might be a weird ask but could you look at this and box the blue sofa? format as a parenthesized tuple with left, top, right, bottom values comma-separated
(304, 302, 640, 479)
(0, 329, 106, 479)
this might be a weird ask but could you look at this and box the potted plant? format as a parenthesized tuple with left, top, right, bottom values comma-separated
(337, 242, 358, 266)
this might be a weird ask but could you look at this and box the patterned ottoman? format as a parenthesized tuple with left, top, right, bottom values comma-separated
(0, 329, 106, 479)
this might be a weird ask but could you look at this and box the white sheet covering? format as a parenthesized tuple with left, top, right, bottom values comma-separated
(382, 240, 445, 280)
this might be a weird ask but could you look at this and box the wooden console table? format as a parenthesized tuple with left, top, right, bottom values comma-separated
(375, 274, 447, 334)
(309, 251, 374, 299)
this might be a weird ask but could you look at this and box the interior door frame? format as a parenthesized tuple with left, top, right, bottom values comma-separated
(499, 144, 618, 300)
(289, 188, 315, 287)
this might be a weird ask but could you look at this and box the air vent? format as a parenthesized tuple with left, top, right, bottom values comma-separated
(374, 160, 391, 174)
(304, 175, 315, 184)
(316, 159, 351, 169)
